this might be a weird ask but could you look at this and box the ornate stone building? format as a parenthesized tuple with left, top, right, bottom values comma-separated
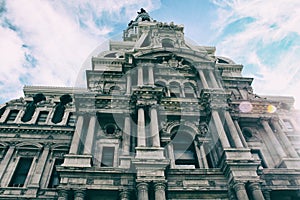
(0, 9, 300, 200)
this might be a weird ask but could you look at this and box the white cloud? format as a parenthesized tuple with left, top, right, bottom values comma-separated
(0, 25, 26, 101)
(211, 0, 300, 109)
(0, 0, 161, 103)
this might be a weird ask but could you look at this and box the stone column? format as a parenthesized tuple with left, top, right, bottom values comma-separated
(271, 118, 298, 158)
(137, 182, 149, 200)
(248, 182, 265, 200)
(30, 146, 50, 186)
(150, 106, 160, 147)
(137, 107, 146, 147)
(233, 118, 248, 148)
(148, 64, 154, 85)
(194, 138, 208, 169)
(211, 110, 231, 148)
(199, 70, 209, 89)
(122, 115, 131, 155)
(126, 74, 132, 95)
(167, 143, 176, 168)
(208, 70, 219, 88)
(261, 119, 287, 158)
(138, 66, 143, 86)
(199, 142, 209, 168)
(74, 189, 86, 200)
(83, 115, 96, 154)
(180, 84, 186, 98)
(154, 182, 166, 200)
(119, 189, 131, 200)
(233, 182, 249, 200)
(224, 111, 243, 148)
(69, 115, 84, 154)
(58, 189, 68, 200)
(0, 145, 15, 181)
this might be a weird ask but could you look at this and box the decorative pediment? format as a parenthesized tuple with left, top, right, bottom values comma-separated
(132, 48, 214, 63)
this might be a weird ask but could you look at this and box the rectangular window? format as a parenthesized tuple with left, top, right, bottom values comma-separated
(101, 147, 115, 167)
(36, 111, 49, 124)
(9, 157, 33, 187)
(174, 144, 197, 166)
(48, 158, 64, 188)
(6, 110, 19, 123)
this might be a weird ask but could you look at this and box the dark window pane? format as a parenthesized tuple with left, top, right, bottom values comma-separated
(101, 147, 115, 167)
(9, 157, 33, 187)
(36, 111, 49, 124)
(48, 159, 64, 188)
(6, 110, 19, 123)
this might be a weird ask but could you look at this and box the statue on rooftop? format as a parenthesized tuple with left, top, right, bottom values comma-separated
(135, 8, 151, 22)
(137, 8, 147, 14)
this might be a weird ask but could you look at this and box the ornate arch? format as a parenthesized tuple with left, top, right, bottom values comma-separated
(165, 120, 199, 138)
(16, 142, 43, 150)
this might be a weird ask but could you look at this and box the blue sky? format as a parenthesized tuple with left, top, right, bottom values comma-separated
(1, 0, 300, 109)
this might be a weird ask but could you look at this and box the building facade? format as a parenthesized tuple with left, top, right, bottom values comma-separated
(0, 9, 300, 200)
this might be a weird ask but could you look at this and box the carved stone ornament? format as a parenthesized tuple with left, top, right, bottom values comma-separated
(198, 122, 209, 136)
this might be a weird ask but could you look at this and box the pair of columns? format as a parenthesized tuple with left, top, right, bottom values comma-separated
(198, 69, 220, 89)
(260, 118, 298, 160)
(137, 64, 155, 87)
(199, 68, 246, 149)
(68, 115, 97, 155)
(137, 106, 160, 147)
(126, 64, 155, 94)
(210, 109, 246, 149)
(58, 189, 85, 200)
(194, 140, 209, 168)
(137, 182, 166, 200)
(233, 182, 265, 200)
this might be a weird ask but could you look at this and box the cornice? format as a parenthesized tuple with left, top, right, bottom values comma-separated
(0, 124, 74, 135)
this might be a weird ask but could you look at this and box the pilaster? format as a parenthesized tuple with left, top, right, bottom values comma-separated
(137, 107, 146, 147)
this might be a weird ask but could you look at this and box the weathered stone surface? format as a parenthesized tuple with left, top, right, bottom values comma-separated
(0, 8, 299, 200)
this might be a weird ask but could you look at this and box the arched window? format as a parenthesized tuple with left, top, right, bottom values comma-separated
(183, 82, 196, 98)
(171, 129, 198, 168)
(52, 94, 72, 124)
(242, 127, 253, 142)
(169, 81, 181, 97)
(155, 81, 168, 97)
(21, 93, 46, 122)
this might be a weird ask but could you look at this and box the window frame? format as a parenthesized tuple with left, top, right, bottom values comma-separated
(5, 109, 19, 123)
(97, 139, 119, 168)
(35, 110, 49, 125)
(47, 158, 64, 188)
(8, 157, 34, 187)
